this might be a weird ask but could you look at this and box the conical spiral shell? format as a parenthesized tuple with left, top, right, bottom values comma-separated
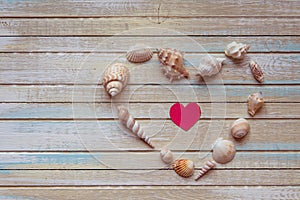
(212, 138, 236, 164)
(126, 48, 154, 63)
(225, 41, 250, 59)
(103, 63, 129, 97)
(197, 57, 225, 77)
(250, 60, 264, 83)
(231, 118, 250, 139)
(248, 92, 264, 116)
(160, 147, 174, 164)
(195, 160, 216, 181)
(173, 159, 194, 178)
(118, 106, 154, 148)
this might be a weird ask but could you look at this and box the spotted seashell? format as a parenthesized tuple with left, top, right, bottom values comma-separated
(173, 159, 194, 178)
(197, 57, 225, 77)
(103, 63, 129, 97)
(212, 138, 236, 164)
(195, 160, 216, 181)
(160, 147, 174, 164)
(249, 60, 264, 83)
(225, 41, 250, 59)
(231, 118, 250, 139)
(118, 106, 154, 148)
(126, 48, 153, 63)
(248, 92, 264, 116)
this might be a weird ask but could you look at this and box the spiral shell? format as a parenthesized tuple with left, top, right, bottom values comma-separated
(248, 92, 264, 116)
(231, 118, 250, 139)
(160, 147, 174, 164)
(118, 106, 154, 148)
(195, 160, 216, 181)
(225, 41, 250, 59)
(102, 63, 129, 97)
(212, 138, 236, 164)
(197, 57, 225, 77)
(173, 159, 194, 178)
(250, 60, 264, 83)
(126, 48, 153, 63)
(158, 48, 189, 81)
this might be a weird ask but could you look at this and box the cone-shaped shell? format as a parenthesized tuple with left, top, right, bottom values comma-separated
(160, 147, 174, 164)
(212, 139, 236, 164)
(195, 160, 216, 181)
(197, 57, 225, 77)
(225, 41, 250, 59)
(231, 118, 250, 139)
(248, 92, 264, 116)
(126, 48, 153, 63)
(173, 159, 194, 178)
(102, 63, 129, 97)
(250, 60, 264, 83)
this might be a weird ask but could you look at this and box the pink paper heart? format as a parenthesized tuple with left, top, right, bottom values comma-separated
(169, 102, 201, 131)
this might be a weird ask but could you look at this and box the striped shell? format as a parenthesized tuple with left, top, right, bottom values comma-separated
(126, 48, 153, 63)
(160, 147, 174, 164)
(248, 92, 264, 116)
(195, 160, 216, 181)
(173, 159, 194, 178)
(118, 106, 154, 148)
(225, 41, 250, 59)
(212, 138, 236, 164)
(197, 57, 225, 77)
(103, 63, 129, 97)
(249, 60, 264, 83)
(231, 118, 250, 139)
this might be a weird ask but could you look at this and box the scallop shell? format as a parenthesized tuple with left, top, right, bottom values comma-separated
(231, 118, 250, 139)
(250, 60, 264, 83)
(118, 106, 154, 148)
(173, 159, 194, 178)
(126, 48, 153, 63)
(197, 57, 225, 77)
(212, 138, 236, 164)
(160, 147, 174, 164)
(195, 160, 216, 181)
(225, 41, 250, 59)
(103, 63, 129, 97)
(248, 92, 264, 116)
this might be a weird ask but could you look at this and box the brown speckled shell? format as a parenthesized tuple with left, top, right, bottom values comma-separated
(126, 48, 153, 63)
(173, 159, 194, 178)
(212, 139, 236, 164)
(250, 60, 264, 83)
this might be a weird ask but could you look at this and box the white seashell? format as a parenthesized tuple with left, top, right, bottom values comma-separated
(249, 60, 264, 83)
(225, 41, 250, 59)
(195, 160, 216, 181)
(231, 118, 250, 139)
(173, 159, 194, 178)
(212, 138, 236, 164)
(161, 65, 185, 82)
(197, 57, 225, 77)
(248, 92, 264, 116)
(118, 106, 154, 148)
(160, 147, 174, 164)
(102, 63, 129, 97)
(126, 48, 153, 63)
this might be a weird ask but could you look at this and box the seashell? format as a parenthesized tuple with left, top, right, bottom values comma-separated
(249, 60, 264, 83)
(161, 65, 185, 82)
(231, 118, 250, 139)
(160, 147, 174, 164)
(102, 63, 129, 97)
(248, 92, 264, 116)
(225, 41, 250, 59)
(197, 57, 225, 77)
(158, 48, 189, 81)
(212, 138, 236, 164)
(126, 48, 153, 63)
(195, 160, 216, 181)
(173, 159, 195, 178)
(118, 106, 154, 148)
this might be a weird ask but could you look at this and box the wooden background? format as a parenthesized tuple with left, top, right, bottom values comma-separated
(0, 0, 299, 199)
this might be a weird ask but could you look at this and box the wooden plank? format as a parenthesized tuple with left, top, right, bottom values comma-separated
(0, 186, 299, 200)
(0, 18, 299, 36)
(1, 53, 299, 85)
(0, 120, 298, 151)
(1, 0, 299, 17)
(0, 85, 298, 103)
(0, 152, 299, 170)
(0, 103, 299, 119)
(0, 37, 299, 53)
(0, 169, 298, 186)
